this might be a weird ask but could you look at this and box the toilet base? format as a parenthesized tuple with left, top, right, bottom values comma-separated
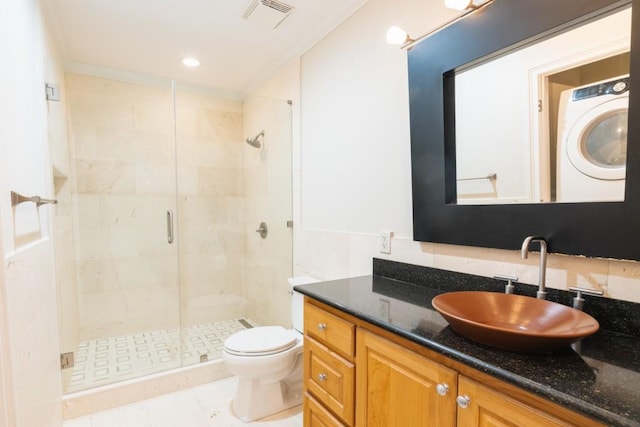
(231, 360, 303, 422)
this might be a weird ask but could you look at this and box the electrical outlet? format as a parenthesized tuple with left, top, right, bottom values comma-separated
(380, 231, 392, 254)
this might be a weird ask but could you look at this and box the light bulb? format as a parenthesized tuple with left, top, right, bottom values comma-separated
(386, 26, 409, 45)
(182, 57, 201, 67)
(444, 0, 473, 11)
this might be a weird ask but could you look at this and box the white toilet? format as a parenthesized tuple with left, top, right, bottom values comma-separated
(222, 276, 319, 422)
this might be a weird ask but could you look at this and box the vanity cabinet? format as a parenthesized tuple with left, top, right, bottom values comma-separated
(357, 329, 577, 427)
(303, 297, 605, 427)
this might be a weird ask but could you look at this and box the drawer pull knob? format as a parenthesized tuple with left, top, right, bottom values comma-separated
(436, 383, 449, 396)
(456, 395, 471, 409)
(318, 373, 327, 381)
(317, 323, 327, 331)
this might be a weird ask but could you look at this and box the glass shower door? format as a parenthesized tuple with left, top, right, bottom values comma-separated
(57, 73, 182, 392)
(173, 87, 293, 367)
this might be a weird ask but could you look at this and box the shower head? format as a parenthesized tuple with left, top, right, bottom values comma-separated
(246, 130, 264, 148)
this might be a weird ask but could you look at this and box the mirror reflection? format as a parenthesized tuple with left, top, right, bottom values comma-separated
(453, 6, 631, 204)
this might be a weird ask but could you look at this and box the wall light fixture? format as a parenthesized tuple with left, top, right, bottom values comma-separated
(385, 25, 415, 45)
(386, 0, 493, 49)
(444, 0, 477, 11)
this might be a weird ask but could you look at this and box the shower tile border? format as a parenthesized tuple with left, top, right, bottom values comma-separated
(63, 318, 256, 419)
(63, 358, 231, 419)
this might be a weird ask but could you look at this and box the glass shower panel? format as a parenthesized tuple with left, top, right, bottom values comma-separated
(58, 73, 181, 392)
(173, 85, 249, 365)
(242, 96, 293, 328)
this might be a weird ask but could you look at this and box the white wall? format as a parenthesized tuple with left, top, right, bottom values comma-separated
(302, 0, 430, 236)
(0, 0, 63, 425)
(279, 0, 640, 304)
(0, 224, 14, 427)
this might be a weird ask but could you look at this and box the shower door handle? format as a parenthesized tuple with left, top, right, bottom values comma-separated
(167, 210, 174, 244)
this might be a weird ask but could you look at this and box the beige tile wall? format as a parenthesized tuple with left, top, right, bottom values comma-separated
(5, 240, 63, 426)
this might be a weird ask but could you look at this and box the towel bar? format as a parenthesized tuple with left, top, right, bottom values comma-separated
(11, 191, 57, 207)
(457, 173, 497, 182)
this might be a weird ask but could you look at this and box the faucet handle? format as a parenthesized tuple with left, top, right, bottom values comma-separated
(494, 274, 518, 294)
(569, 287, 604, 310)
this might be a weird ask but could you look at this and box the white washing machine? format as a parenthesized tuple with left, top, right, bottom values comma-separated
(556, 75, 629, 202)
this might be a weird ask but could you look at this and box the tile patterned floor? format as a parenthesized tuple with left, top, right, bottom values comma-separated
(63, 376, 303, 427)
(66, 319, 256, 392)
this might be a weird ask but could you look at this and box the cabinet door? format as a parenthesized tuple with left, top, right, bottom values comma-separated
(457, 376, 571, 427)
(356, 329, 457, 427)
(305, 393, 347, 427)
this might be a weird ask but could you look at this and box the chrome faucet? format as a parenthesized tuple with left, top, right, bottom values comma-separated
(521, 236, 547, 300)
(569, 287, 604, 310)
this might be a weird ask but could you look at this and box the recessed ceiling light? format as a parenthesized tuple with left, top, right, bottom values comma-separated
(182, 57, 200, 67)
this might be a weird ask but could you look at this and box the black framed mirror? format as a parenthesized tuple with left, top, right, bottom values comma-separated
(408, 0, 640, 260)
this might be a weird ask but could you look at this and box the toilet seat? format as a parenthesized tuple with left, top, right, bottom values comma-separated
(224, 326, 299, 357)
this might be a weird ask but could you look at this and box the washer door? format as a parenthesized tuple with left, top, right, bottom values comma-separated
(566, 96, 628, 180)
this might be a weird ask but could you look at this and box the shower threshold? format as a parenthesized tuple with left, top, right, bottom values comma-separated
(64, 317, 256, 393)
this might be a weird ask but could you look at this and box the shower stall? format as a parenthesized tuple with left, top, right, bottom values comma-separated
(54, 71, 293, 394)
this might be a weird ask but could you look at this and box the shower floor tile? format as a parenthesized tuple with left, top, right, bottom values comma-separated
(65, 318, 256, 393)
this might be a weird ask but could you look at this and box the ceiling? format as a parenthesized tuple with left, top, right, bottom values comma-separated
(42, 0, 369, 96)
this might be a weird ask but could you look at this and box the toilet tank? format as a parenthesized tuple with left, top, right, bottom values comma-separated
(288, 276, 320, 333)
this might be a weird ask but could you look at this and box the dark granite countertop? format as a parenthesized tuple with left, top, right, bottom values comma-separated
(294, 260, 640, 427)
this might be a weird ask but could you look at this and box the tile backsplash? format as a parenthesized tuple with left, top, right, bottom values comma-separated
(294, 228, 640, 305)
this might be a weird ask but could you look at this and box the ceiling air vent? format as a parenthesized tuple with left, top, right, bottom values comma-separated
(242, 0, 295, 29)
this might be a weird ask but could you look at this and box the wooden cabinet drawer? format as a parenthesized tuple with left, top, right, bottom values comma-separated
(304, 336, 355, 425)
(304, 301, 355, 359)
(304, 393, 347, 427)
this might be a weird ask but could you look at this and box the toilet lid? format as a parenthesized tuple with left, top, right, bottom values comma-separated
(224, 326, 298, 356)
